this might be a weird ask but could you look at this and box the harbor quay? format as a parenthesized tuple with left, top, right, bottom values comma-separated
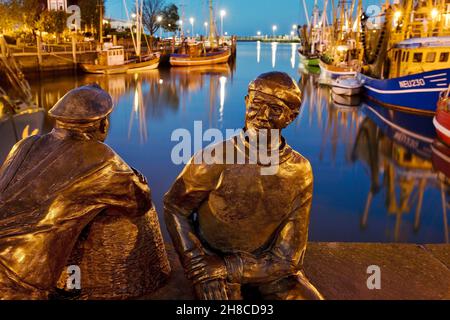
(151, 242, 450, 300)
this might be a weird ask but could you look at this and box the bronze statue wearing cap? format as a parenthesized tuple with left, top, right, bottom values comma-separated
(0, 84, 170, 299)
(164, 72, 324, 300)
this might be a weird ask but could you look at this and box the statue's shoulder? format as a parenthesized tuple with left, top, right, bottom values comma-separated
(287, 148, 313, 175)
(5, 135, 41, 161)
(88, 140, 125, 163)
(69, 139, 130, 172)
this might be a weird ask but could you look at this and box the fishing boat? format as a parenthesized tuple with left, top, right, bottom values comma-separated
(81, 0, 160, 74)
(359, 2, 450, 115)
(320, 61, 358, 78)
(360, 67, 450, 115)
(331, 75, 362, 96)
(298, 51, 320, 67)
(434, 86, 450, 146)
(319, 48, 361, 78)
(169, 0, 232, 67)
(81, 46, 160, 74)
(319, 0, 364, 79)
(297, 0, 328, 67)
(169, 48, 231, 67)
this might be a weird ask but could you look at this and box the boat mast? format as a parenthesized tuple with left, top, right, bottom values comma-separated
(400, 0, 413, 40)
(320, 0, 329, 52)
(355, 0, 363, 61)
(122, 0, 138, 56)
(311, 0, 319, 54)
(135, 0, 143, 57)
(208, 0, 217, 49)
(98, 0, 104, 44)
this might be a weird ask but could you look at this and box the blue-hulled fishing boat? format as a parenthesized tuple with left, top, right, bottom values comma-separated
(357, 0, 450, 116)
(359, 68, 450, 116)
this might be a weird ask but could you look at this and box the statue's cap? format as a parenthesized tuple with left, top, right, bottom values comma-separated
(48, 84, 113, 123)
(248, 72, 302, 113)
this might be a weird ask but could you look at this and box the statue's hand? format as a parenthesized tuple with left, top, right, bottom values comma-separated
(194, 279, 229, 300)
(185, 254, 228, 284)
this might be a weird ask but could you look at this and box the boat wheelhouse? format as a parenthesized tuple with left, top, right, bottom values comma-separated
(389, 37, 450, 78)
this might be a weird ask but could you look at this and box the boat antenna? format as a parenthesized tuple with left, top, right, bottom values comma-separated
(302, 0, 311, 26)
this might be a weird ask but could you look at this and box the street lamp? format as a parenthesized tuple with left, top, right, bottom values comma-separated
(204, 22, 208, 36)
(220, 10, 226, 37)
(292, 24, 297, 30)
(431, 8, 439, 20)
(157, 15, 163, 38)
(189, 17, 195, 38)
(272, 25, 277, 38)
(257, 31, 261, 37)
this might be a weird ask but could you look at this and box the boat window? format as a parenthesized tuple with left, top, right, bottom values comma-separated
(402, 52, 407, 62)
(426, 52, 436, 63)
(413, 53, 422, 63)
(394, 51, 399, 61)
(406, 52, 410, 62)
(440, 52, 449, 62)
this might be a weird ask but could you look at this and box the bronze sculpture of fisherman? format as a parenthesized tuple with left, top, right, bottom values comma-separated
(0, 84, 170, 300)
(164, 72, 323, 300)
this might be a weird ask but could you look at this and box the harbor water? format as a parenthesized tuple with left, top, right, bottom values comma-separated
(1, 41, 448, 244)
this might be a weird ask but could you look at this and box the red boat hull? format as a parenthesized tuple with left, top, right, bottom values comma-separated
(434, 108, 450, 146)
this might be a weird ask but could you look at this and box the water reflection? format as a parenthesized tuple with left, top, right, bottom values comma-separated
(298, 71, 364, 163)
(0, 42, 447, 244)
(257, 41, 261, 64)
(130, 73, 148, 143)
(271, 42, 277, 68)
(291, 43, 297, 69)
(352, 102, 447, 243)
(219, 76, 227, 125)
(431, 141, 450, 243)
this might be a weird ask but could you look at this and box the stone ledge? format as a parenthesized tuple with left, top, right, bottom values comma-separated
(145, 242, 450, 300)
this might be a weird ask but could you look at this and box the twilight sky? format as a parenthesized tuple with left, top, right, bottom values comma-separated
(107, 0, 383, 36)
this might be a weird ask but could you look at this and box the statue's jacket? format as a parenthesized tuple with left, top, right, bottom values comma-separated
(165, 132, 313, 284)
(0, 129, 169, 299)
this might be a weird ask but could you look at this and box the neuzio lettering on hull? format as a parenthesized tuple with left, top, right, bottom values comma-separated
(399, 79, 426, 89)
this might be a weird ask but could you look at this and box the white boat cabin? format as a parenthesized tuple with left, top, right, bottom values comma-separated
(98, 45, 125, 66)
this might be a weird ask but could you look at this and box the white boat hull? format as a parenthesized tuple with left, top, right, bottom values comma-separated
(332, 86, 362, 96)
